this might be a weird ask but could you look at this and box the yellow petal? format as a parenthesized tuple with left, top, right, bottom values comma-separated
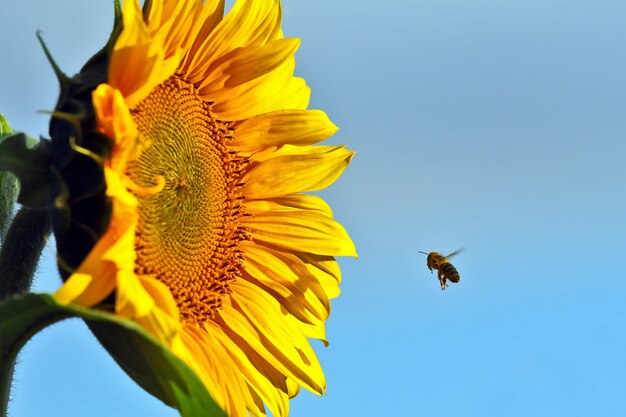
(299, 253, 342, 297)
(204, 321, 290, 417)
(232, 110, 338, 151)
(139, 275, 179, 318)
(181, 0, 225, 72)
(180, 326, 251, 417)
(116, 270, 154, 319)
(197, 38, 300, 96)
(146, 0, 196, 60)
(298, 320, 328, 347)
(109, 0, 153, 101)
(219, 280, 326, 395)
(110, 0, 181, 108)
(185, 0, 281, 83)
(206, 55, 296, 120)
(286, 378, 300, 398)
(246, 194, 333, 216)
(241, 241, 330, 323)
(244, 145, 354, 199)
(243, 209, 356, 257)
(92, 84, 139, 172)
(53, 271, 115, 307)
(274, 76, 310, 110)
(300, 253, 343, 282)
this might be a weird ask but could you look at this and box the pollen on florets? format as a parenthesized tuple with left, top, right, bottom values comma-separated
(129, 75, 250, 324)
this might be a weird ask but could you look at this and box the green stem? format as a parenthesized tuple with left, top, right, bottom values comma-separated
(0, 114, 18, 245)
(0, 207, 51, 417)
(0, 354, 17, 417)
(0, 207, 51, 301)
(0, 173, 17, 244)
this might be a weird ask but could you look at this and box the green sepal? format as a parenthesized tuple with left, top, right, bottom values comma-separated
(0, 116, 19, 239)
(0, 293, 227, 417)
(0, 133, 51, 208)
(107, 0, 123, 56)
(113, 0, 122, 28)
(36, 31, 71, 99)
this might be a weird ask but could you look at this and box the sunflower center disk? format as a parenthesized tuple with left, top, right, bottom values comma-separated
(128, 75, 247, 325)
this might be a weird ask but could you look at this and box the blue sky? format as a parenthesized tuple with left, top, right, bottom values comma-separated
(2, 0, 626, 416)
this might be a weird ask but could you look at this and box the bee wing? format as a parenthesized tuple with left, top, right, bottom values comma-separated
(446, 247, 464, 260)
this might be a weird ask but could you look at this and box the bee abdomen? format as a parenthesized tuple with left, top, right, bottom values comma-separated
(440, 262, 460, 282)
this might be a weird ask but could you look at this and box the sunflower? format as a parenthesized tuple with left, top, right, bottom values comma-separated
(52, 0, 355, 416)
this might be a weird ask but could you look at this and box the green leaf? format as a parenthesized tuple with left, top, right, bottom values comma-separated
(0, 115, 10, 135)
(0, 293, 227, 417)
(0, 133, 51, 208)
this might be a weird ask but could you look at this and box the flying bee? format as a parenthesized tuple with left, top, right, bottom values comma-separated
(418, 249, 463, 290)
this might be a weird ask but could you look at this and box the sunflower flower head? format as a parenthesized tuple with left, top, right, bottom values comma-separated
(51, 1, 356, 416)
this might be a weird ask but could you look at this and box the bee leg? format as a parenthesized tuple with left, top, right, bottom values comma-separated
(438, 271, 446, 290)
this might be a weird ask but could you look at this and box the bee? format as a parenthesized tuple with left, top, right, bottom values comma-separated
(418, 249, 463, 290)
